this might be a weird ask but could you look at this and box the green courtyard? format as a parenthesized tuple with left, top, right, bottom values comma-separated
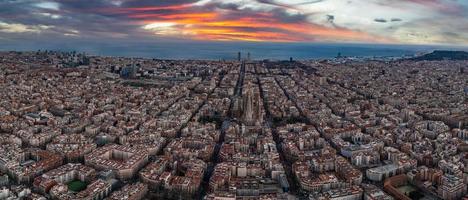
(67, 180, 87, 192)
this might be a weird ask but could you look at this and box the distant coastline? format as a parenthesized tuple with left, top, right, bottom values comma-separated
(1, 41, 467, 60)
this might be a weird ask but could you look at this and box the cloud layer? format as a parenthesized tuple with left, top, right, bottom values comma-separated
(0, 0, 467, 44)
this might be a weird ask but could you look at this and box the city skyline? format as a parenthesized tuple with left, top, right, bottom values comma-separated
(1, 0, 468, 49)
(0, 50, 466, 200)
(0, 1, 467, 200)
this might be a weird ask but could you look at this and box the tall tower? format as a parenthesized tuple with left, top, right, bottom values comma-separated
(238, 52, 241, 62)
(242, 83, 262, 126)
(247, 52, 251, 61)
(243, 85, 254, 124)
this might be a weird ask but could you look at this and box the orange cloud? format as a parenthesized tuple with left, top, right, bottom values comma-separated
(103, 4, 392, 43)
(186, 27, 301, 42)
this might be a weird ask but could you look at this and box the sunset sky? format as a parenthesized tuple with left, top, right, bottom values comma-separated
(0, 0, 467, 46)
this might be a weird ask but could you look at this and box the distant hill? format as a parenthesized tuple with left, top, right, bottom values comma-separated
(409, 50, 468, 61)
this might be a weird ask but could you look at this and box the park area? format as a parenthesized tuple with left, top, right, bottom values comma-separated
(68, 180, 87, 192)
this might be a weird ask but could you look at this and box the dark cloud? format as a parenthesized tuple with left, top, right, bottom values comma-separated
(120, 0, 198, 7)
(255, 0, 297, 10)
(326, 15, 335, 23)
(0, 0, 152, 41)
(0, 1, 37, 20)
(269, 8, 308, 23)
(211, 3, 242, 11)
(375, 18, 402, 23)
(202, 1, 309, 24)
(255, 0, 325, 10)
(294, 0, 326, 6)
(326, 14, 337, 27)
(374, 18, 388, 23)
(55, 0, 115, 10)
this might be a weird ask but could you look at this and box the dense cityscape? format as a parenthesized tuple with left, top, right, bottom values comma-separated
(0, 50, 467, 200)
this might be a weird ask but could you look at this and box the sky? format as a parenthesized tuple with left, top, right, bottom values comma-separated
(0, 0, 467, 49)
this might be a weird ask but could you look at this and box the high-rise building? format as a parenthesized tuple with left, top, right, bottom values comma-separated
(238, 52, 241, 61)
(438, 174, 467, 200)
(120, 62, 138, 79)
(247, 52, 251, 61)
